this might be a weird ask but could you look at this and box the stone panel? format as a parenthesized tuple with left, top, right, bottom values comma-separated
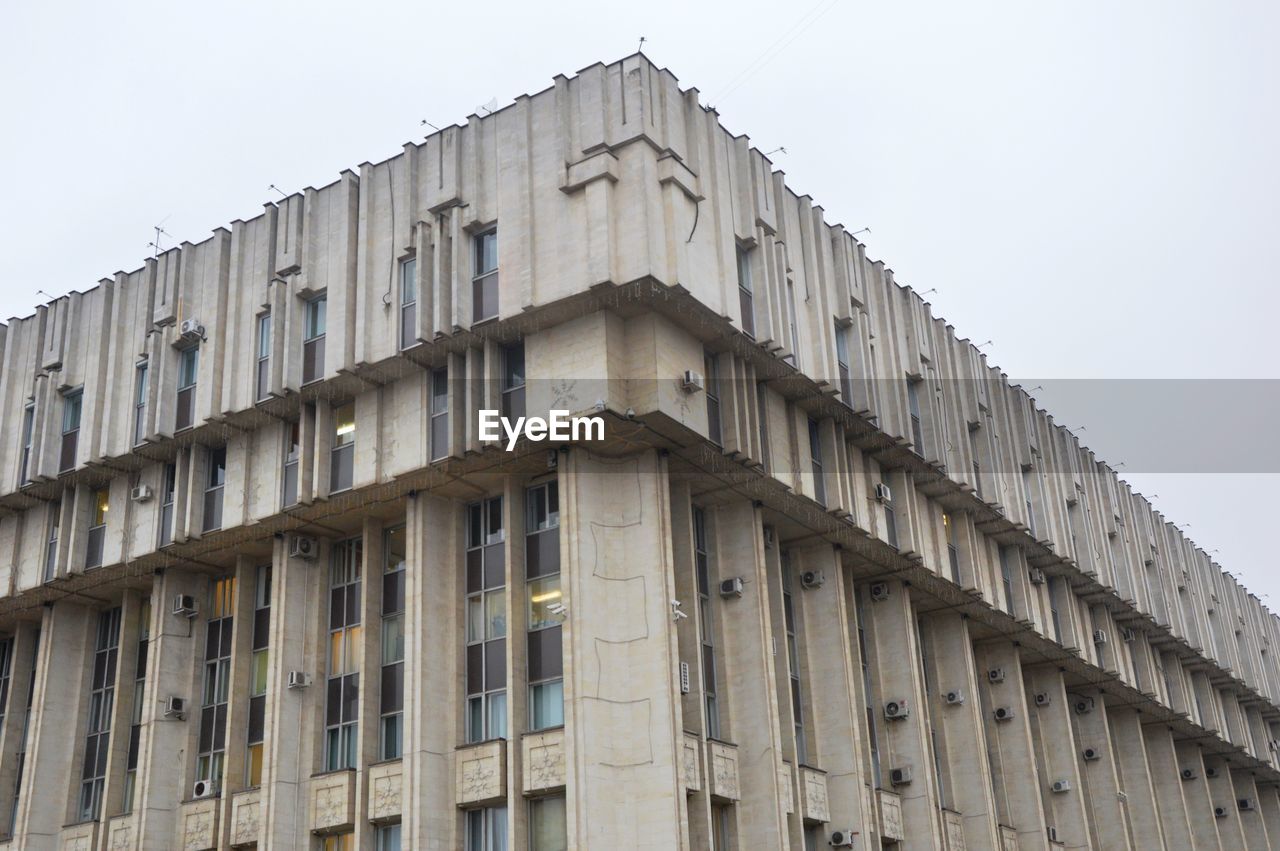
(780, 762, 794, 814)
(709, 740, 740, 802)
(522, 729, 566, 794)
(180, 797, 219, 851)
(456, 739, 506, 807)
(105, 814, 134, 851)
(59, 822, 97, 851)
(943, 809, 966, 851)
(310, 770, 356, 833)
(369, 761, 403, 822)
(800, 766, 830, 824)
(878, 788, 904, 841)
(230, 790, 261, 847)
(681, 733, 702, 792)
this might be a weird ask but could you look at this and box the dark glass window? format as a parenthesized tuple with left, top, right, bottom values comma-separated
(472, 230, 499, 323)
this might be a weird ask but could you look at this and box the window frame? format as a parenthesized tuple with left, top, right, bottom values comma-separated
(472, 229, 499, 323)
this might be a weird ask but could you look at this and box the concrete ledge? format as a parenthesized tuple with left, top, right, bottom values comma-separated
(179, 797, 219, 850)
(229, 789, 261, 847)
(681, 732, 702, 793)
(456, 739, 507, 807)
(800, 766, 830, 823)
(310, 770, 355, 834)
(708, 740, 740, 802)
(58, 821, 97, 850)
(878, 788, 904, 841)
(105, 814, 134, 850)
(522, 729, 566, 795)
(369, 761, 403, 822)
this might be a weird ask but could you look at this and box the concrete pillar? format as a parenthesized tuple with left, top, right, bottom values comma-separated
(217, 556, 263, 847)
(865, 578, 945, 850)
(1141, 724, 1196, 850)
(1257, 784, 1280, 846)
(792, 545, 873, 839)
(1063, 686, 1131, 849)
(16, 601, 94, 847)
(762, 539, 803, 849)
(1203, 755, 1246, 848)
(403, 494, 460, 849)
(1231, 769, 1271, 849)
(560, 448, 688, 849)
(0, 621, 39, 838)
(1022, 667, 1092, 848)
(922, 613, 1003, 851)
(261, 538, 328, 848)
(1106, 707, 1166, 848)
(710, 498, 788, 845)
(1172, 740, 1221, 849)
(135, 569, 206, 849)
(973, 639, 1048, 847)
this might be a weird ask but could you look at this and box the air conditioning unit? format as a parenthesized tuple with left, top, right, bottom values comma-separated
(287, 671, 311, 689)
(800, 570, 824, 590)
(179, 318, 206, 342)
(1051, 779, 1072, 794)
(1029, 568, 1046, 585)
(1214, 806, 1227, 819)
(1046, 826, 1059, 842)
(1239, 797, 1257, 812)
(1073, 697, 1095, 715)
(163, 696, 186, 719)
(192, 778, 217, 799)
(869, 582, 890, 602)
(884, 699, 910, 721)
(874, 482, 892, 503)
(1180, 768, 1197, 781)
(993, 706, 1014, 722)
(719, 577, 744, 598)
(680, 370, 704, 393)
(988, 668, 1006, 684)
(890, 766, 913, 786)
(763, 527, 775, 547)
(945, 689, 965, 705)
(1204, 765, 1219, 778)
(289, 535, 319, 560)
(1121, 627, 1136, 643)
(1093, 629, 1108, 645)
(130, 484, 154, 503)
(829, 829, 856, 848)
(172, 594, 197, 618)
(546, 449, 558, 470)
(1082, 747, 1100, 762)
(679, 661, 691, 695)
(1034, 692, 1051, 707)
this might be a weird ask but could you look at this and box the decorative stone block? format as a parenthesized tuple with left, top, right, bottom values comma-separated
(708, 740, 740, 802)
(681, 733, 702, 792)
(878, 788, 904, 841)
(999, 824, 1019, 851)
(522, 729, 566, 794)
(943, 809, 966, 851)
(59, 822, 97, 851)
(369, 761, 404, 822)
(456, 739, 507, 806)
(311, 770, 355, 833)
(180, 797, 219, 850)
(800, 766, 830, 823)
(106, 814, 134, 850)
(780, 762, 794, 815)
(230, 790, 261, 847)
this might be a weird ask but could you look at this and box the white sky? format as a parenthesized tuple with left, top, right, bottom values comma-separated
(2, 1, 1277, 601)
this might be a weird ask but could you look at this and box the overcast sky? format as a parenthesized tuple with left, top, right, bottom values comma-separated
(2, 1, 1276, 601)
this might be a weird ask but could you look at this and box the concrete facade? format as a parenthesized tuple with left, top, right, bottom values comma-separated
(0, 53, 1275, 850)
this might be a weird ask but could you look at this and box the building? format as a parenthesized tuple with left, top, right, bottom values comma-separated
(0, 52, 1275, 851)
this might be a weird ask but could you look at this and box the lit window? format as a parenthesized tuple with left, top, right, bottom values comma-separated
(325, 538, 363, 771)
(331, 404, 355, 493)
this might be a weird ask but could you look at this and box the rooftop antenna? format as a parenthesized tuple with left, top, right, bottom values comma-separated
(637, 35, 646, 54)
(918, 288, 937, 297)
(975, 340, 993, 349)
(36, 289, 54, 301)
(763, 146, 788, 157)
(1028, 385, 1043, 393)
(478, 98, 498, 116)
(421, 119, 440, 132)
(850, 226, 871, 238)
(1070, 425, 1087, 432)
(148, 219, 173, 258)
(268, 184, 288, 200)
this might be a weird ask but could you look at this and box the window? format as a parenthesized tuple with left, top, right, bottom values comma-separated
(835, 321, 853, 407)
(527, 482, 563, 731)
(968, 426, 983, 500)
(44, 501, 60, 582)
(197, 578, 235, 789)
(500, 343, 525, 422)
(133, 361, 149, 445)
(9, 629, 39, 833)
(256, 313, 272, 401)
(856, 590, 881, 787)
(321, 833, 354, 851)
(881, 482, 897, 549)
(247, 566, 271, 786)
(916, 617, 951, 809)
(18, 401, 35, 485)
(330, 404, 355, 493)
(203, 447, 226, 532)
(430, 368, 449, 461)
(704, 350, 721, 447)
(177, 346, 199, 431)
(943, 513, 960, 584)
(998, 546, 1015, 615)
(466, 497, 506, 743)
(711, 804, 733, 851)
(1021, 468, 1037, 538)
(86, 488, 109, 569)
(400, 257, 417, 350)
(784, 280, 800, 368)
(756, 382, 770, 472)
(907, 379, 926, 456)
(376, 823, 402, 851)
(465, 806, 508, 851)
(303, 295, 327, 384)
(283, 422, 301, 507)
(1048, 576, 1063, 644)
(79, 608, 121, 821)
(122, 597, 149, 813)
(381, 526, 406, 760)
(737, 246, 754, 339)
(529, 795, 567, 851)
(472, 229, 499, 322)
(808, 418, 825, 507)
(694, 507, 720, 739)
(326, 538, 363, 771)
(60, 388, 82, 472)
(781, 552, 807, 763)
(159, 463, 176, 546)
(0, 639, 11, 733)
